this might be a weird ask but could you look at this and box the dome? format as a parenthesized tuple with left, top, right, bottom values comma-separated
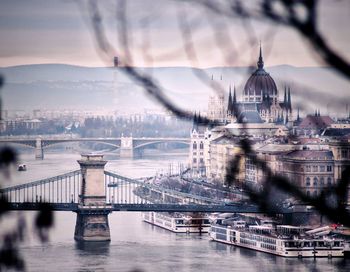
(242, 46, 278, 102)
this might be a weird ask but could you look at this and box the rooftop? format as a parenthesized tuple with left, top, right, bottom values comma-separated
(284, 150, 333, 160)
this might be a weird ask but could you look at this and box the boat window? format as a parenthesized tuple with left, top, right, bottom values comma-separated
(334, 241, 340, 247)
(303, 242, 310, 247)
(285, 242, 296, 247)
(175, 220, 184, 224)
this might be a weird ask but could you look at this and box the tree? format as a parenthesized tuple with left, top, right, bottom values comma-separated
(85, 0, 350, 226)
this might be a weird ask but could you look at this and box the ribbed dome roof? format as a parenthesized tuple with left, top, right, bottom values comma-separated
(243, 46, 278, 98)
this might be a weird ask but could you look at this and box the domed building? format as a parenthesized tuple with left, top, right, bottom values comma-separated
(227, 46, 292, 123)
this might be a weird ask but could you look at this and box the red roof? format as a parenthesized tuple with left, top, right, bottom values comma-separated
(298, 115, 334, 129)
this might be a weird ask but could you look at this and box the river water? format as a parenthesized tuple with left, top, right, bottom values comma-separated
(2, 150, 350, 272)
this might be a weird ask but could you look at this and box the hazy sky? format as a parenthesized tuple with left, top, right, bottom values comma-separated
(0, 0, 349, 68)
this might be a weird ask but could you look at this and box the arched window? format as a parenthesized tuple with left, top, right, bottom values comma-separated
(199, 141, 204, 150)
(320, 177, 324, 186)
(313, 190, 318, 197)
(327, 177, 332, 186)
(193, 141, 197, 149)
(306, 177, 310, 186)
(313, 177, 318, 186)
(306, 191, 310, 197)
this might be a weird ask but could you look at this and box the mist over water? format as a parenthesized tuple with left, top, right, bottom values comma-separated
(4, 150, 350, 272)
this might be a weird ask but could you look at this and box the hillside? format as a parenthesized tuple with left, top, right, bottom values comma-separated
(0, 64, 349, 116)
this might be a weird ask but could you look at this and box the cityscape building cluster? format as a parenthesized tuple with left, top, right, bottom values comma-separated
(190, 47, 350, 205)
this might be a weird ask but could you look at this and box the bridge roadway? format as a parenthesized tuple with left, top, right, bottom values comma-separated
(5, 202, 294, 213)
(0, 137, 190, 149)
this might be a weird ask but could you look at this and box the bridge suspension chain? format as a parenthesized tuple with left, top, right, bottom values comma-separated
(0, 170, 81, 204)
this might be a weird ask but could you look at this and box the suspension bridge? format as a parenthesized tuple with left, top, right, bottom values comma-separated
(0, 154, 291, 241)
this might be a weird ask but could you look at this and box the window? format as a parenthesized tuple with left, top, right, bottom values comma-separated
(327, 165, 332, 172)
(193, 142, 197, 149)
(341, 149, 348, 159)
(306, 177, 310, 186)
(312, 166, 318, 172)
(313, 177, 318, 186)
(199, 142, 204, 149)
(193, 152, 197, 156)
(306, 191, 310, 197)
(305, 166, 311, 172)
(319, 165, 325, 172)
(320, 177, 324, 186)
(199, 158, 204, 163)
(327, 177, 332, 186)
(193, 158, 197, 163)
(313, 190, 318, 197)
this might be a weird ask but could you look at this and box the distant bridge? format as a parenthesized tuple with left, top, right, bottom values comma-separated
(0, 136, 190, 159)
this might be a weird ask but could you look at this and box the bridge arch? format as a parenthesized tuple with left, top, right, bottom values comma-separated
(0, 141, 36, 149)
(133, 140, 190, 150)
(42, 140, 120, 150)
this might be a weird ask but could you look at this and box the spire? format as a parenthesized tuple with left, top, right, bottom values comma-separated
(287, 87, 292, 112)
(297, 107, 300, 121)
(192, 111, 197, 131)
(198, 112, 202, 125)
(227, 85, 232, 114)
(233, 85, 237, 104)
(318, 109, 321, 116)
(257, 42, 264, 69)
(283, 86, 287, 106)
(267, 93, 271, 108)
(315, 109, 317, 116)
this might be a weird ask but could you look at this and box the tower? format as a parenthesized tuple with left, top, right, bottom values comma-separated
(74, 154, 111, 241)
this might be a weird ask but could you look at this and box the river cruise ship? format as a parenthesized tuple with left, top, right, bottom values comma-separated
(142, 212, 211, 233)
(209, 217, 345, 258)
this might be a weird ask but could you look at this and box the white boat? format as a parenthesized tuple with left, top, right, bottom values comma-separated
(142, 212, 211, 233)
(17, 164, 27, 171)
(209, 219, 345, 258)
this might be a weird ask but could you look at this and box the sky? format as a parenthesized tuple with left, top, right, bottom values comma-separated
(0, 0, 350, 68)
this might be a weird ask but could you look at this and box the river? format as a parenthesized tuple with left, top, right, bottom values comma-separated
(2, 150, 350, 272)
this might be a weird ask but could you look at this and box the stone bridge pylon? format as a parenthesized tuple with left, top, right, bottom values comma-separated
(74, 154, 111, 242)
(120, 136, 133, 158)
(35, 138, 44, 160)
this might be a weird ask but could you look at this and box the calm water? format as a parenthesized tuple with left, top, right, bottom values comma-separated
(2, 150, 350, 272)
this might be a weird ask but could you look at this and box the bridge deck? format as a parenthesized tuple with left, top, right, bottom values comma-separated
(5, 202, 294, 213)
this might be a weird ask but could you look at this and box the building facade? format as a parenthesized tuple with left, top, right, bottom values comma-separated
(282, 150, 335, 198)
